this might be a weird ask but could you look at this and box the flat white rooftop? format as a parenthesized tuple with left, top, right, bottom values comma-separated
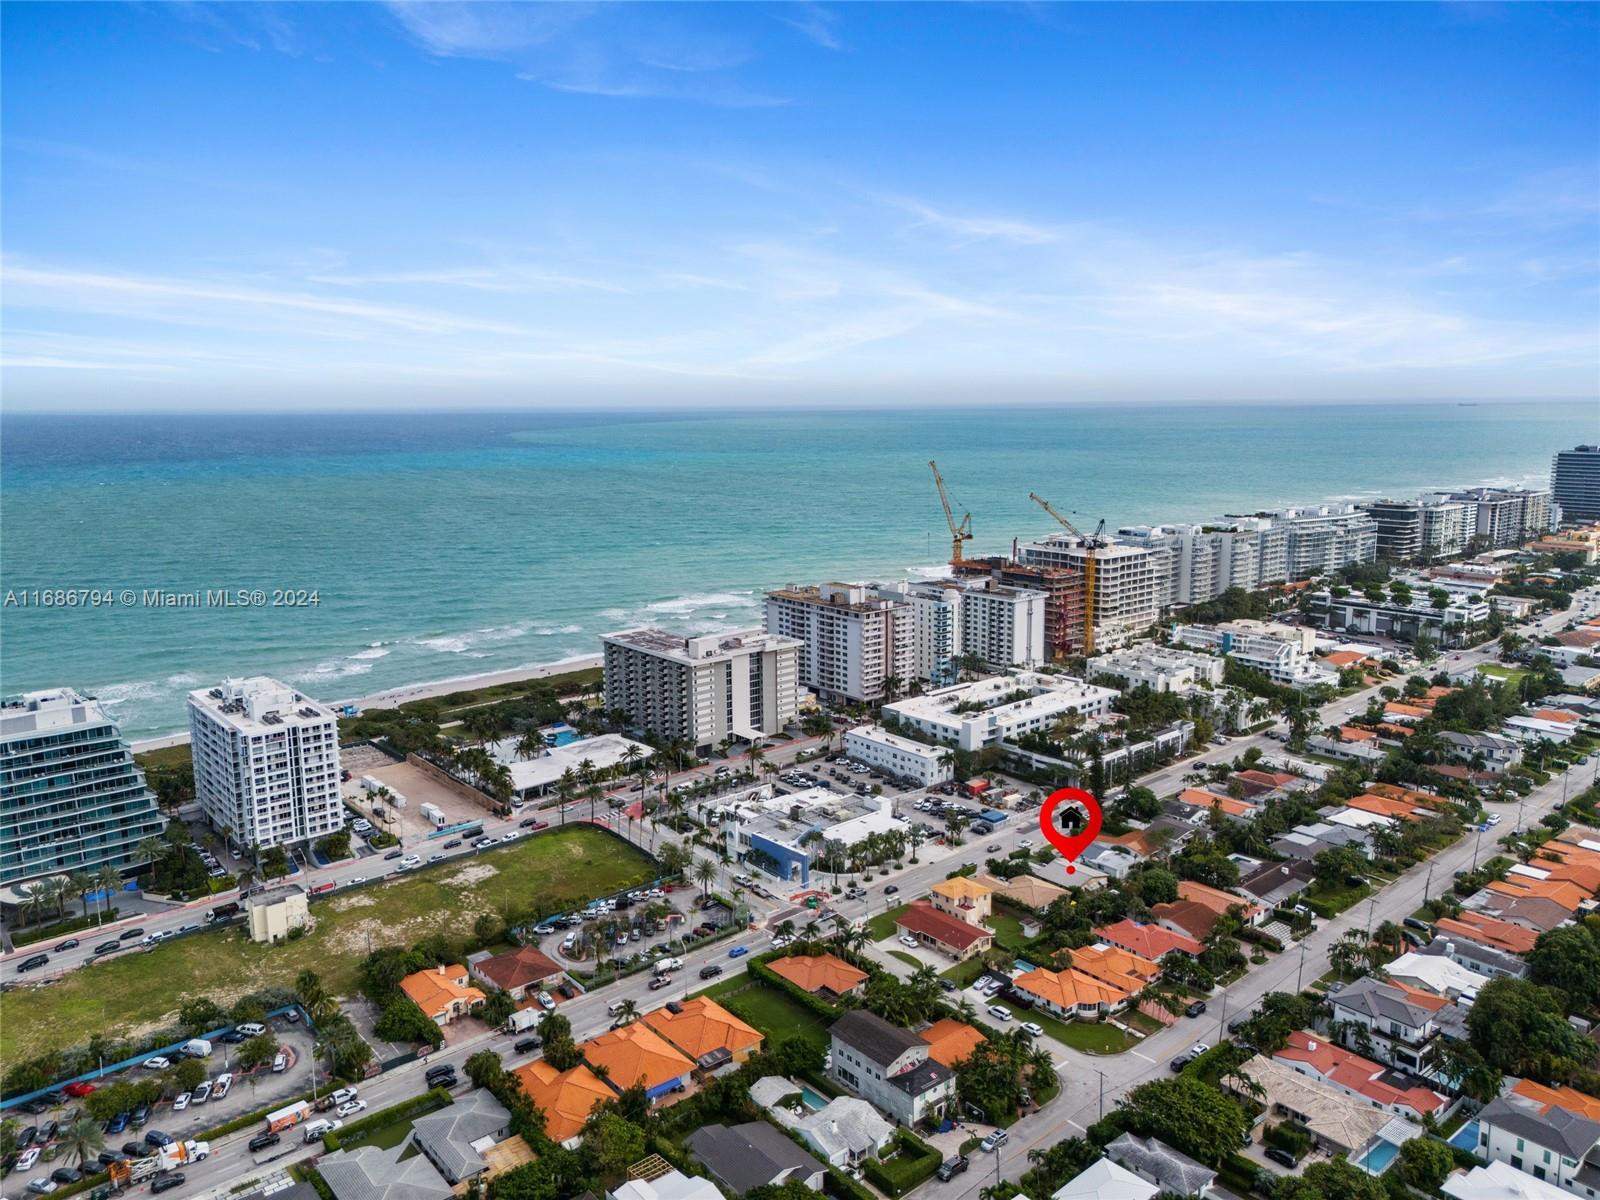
(189, 677, 334, 733)
(488, 731, 654, 793)
(603, 626, 801, 663)
(0, 689, 112, 742)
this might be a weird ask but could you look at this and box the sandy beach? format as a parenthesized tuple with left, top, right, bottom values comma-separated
(129, 653, 604, 753)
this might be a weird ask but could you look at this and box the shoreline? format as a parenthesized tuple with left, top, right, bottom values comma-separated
(129, 652, 604, 754)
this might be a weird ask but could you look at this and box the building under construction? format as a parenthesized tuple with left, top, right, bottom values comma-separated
(952, 555, 1086, 660)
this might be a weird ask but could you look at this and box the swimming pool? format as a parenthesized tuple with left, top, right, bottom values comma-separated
(1354, 1141, 1400, 1174)
(799, 1087, 828, 1111)
(545, 723, 584, 747)
(1448, 1122, 1481, 1152)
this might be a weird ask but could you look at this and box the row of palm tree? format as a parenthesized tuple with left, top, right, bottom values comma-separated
(15, 862, 127, 928)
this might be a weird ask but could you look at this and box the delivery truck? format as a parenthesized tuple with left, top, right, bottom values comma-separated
(266, 1100, 313, 1133)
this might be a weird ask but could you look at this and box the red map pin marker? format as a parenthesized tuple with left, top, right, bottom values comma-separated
(1039, 786, 1102, 874)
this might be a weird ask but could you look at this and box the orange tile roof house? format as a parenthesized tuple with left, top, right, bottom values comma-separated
(1322, 650, 1373, 669)
(643, 997, 763, 1066)
(1150, 899, 1221, 942)
(581, 1023, 695, 1099)
(919, 1018, 986, 1068)
(1432, 913, 1538, 956)
(767, 954, 868, 999)
(1070, 944, 1162, 992)
(1178, 788, 1259, 820)
(1367, 783, 1452, 811)
(1236, 769, 1300, 790)
(1383, 702, 1430, 723)
(1486, 877, 1587, 913)
(1347, 793, 1428, 823)
(1177, 880, 1266, 925)
(1510, 1079, 1600, 1123)
(471, 946, 565, 999)
(1338, 726, 1378, 743)
(1273, 1030, 1447, 1121)
(1012, 966, 1132, 1021)
(1094, 919, 1203, 960)
(511, 1060, 613, 1147)
(400, 964, 486, 1025)
(929, 876, 994, 926)
(896, 900, 994, 961)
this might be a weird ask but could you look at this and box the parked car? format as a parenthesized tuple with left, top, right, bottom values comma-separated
(937, 1156, 970, 1181)
(190, 1082, 212, 1105)
(143, 1131, 174, 1150)
(129, 1107, 150, 1128)
(13, 1148, 40, 1173)
(336, 1100, 366, 1118)
(1169, 1054, 1190, 1072)
(1020, 1022, 1044, 1038)
(1185, 1000, 1207, 1018)
(25, 1178, 57, 1194)
(980, 1130, 1009, 1153)
(151, 1175, 186, 1194)
(171, 1094, 190, 1112)
(213, 1074, 232, 1100)
(271, 1053, 288, 1073)
(49, 1168, 82, 1185)
(1265, 1147, 1299, 1169)
(103, 1113, 128, 1135)
(142, 1057, 170, 1071)
(987, 1005, 1012, 1021)
(898, 935, 920, 949)
(62, 1082, 96, 1099)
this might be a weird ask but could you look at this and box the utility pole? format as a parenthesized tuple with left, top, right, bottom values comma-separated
(1296, 937, 1308, 992)
(1217, 990, 1228, 1043)
(1096, 1068, 1106, 1120)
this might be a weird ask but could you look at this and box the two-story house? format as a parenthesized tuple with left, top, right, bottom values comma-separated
(929, 876, 994, 926)
(1327, 977, 1442, 1075)
(828, 1010, 955, 1127)
(1475, 1082, 1600, 1197)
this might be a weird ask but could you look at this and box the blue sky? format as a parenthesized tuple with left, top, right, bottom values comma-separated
(2, 1, 1596, 410)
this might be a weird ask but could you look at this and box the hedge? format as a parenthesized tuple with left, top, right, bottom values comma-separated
(1237, 926, 1284, 953)
(824, 1165, 878, 1200)
(11, 910, 123, 948)
(194, 1087, 319, 1141)
(323, 1087, 453, 1152)
(863, 1130, 942, 1197)
(749, 952, 847, 1023)
(293, 1166, 337, 1200)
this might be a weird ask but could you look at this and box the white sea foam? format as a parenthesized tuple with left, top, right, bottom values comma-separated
(534, 624, 583, 636)
(643, 590, 756, 615)
(349, 647, 390, 661)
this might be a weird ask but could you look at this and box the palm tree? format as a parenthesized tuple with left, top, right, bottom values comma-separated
(693, 858, 717, 899)
(515, 728, 545, 761)
(135, 837, 167, 869)
(60, 1117, 104, 1167)
(43, 875, 72, 920)
(18, 879, 51, 927)
(616, 998, 639, 1026)
(67, 871, 96, 920)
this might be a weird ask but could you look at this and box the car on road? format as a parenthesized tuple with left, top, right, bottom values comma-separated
(384, 849, 403, 861)
(986, 844, 1001, 852)
(142, 1057, 170, 1071)
(53, 939, 80, 952)
(119, 928, 144, 940)
(987, 1004, 1012, 1021)
(475, 837, 498, 849)
(247, 1133, 279, 1153)
(1020, 1022, 1045, 1038)
(728, 945, 748, 958)
(649, 976, 671, 991)
(1169, 1054, 1190, 1072)
(698, 964, 724, 980)
(271, 1052, 288, 1073)
(1190, 1042, 1210, 1057)
(143, 1131, 174, 1149)
(151, 1174, 186, 1194)
(443, 839, 462, 849)
(1265, 1147, 1299, 1169)
(514, 1037, 542, 1054)
(331, 1088, 359, 1105)
(93, 940, 121, 954)
(1185, 1000, 1207, 1017)
(336, 1100, 367, 1118)
(937, 1155, 970, 1181)
(17, 953, 49, 972)
(980, 1130, 1009, 1153)
(883, 884, 899, 895)
(1487, 813, 1502, 825)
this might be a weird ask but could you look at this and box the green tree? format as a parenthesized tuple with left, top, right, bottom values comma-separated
(237, 1032, 280, 1070)
(59, 1116, 105, 1167)
(1117, 1075, 1249, 1165)
(1396, 1136, 1455, 1190)
(171, 1058, 207, 1094)
(177, 996, 228, 1037)
(465, 1050, 505, 1090)
(584, 1111, 647, 1183)
(1467, 977, 1597, 1082)
(1528, 924, 1600, 1013)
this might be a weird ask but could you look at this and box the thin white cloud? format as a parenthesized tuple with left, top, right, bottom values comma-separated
(884, 195, 1063, 246)
(777, 3, 844, 51)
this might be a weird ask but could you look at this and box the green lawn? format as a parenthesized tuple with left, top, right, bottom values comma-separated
(985, 911, 1031, 952)
(1304, 878, 1372, 916)
(1, 826, 656, 1064)
(866, 904, 911, 941)
(941, 958, 988, 987)
(887, 950, 923, 970)
(988, 998, 1137, 1054)
(1477, 664, 1530, 685)
(711, 979, 835, 1055)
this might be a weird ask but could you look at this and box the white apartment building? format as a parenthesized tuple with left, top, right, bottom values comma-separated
(1362, 498, 1473, 562)
(764, 584, 914, 705)
(1446, 488, 1554, 547)
(1115, 523, 1263, 608)
(883, 672, 1117, 752)
(601, 628, 801, 754)
(1306, 590, 1491, 649)
(843, 726, 953, 786)
(1171, 622, 1336, 689)
(187, 678, 344, 851)
(1251, 504, 1379, 578)
(1015, 536, 1162, 649)
(1088, 645, 1226, 693)
(871, 577, 1047, 683)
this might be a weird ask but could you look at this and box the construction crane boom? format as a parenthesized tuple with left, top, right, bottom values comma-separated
(929, 461, 973, 563)
(1028, 492, 1087, 541)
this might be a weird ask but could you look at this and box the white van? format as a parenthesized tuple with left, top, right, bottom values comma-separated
(606, 999, 628, 1017)
(302, 1119, 340, 1142)
(236, 1022, 266, 1037)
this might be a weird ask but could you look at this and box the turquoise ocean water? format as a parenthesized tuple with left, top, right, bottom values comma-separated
(1, 402, 1593, 738)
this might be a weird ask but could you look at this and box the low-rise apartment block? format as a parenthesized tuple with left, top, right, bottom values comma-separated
(882, 671, 1116, 752)
(187, 677, 343, 851)
(1171, 622, 1335, 689)
(1088, 645, 1226, 693)
(1306, 590, 1491, 649)
(601, 627, 801, 754)
(843, 726, 952, 786)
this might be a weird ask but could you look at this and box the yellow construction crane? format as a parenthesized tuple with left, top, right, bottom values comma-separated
(1028, 492, 1106, 655)
(929, 461, 973, 563)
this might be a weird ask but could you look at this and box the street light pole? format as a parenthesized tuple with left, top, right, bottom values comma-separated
(1296, 938, 1308, 992)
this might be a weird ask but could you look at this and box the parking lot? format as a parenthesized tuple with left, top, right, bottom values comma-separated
(342, 758, 489, 847)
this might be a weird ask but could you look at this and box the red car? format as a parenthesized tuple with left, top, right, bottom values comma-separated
(63, 1082, 96, 1098)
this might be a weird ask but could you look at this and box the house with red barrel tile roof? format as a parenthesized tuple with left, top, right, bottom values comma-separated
(896, 900, 994, 961)
(1094, 919, 1203, 960)
(1273, 1030, 1448, 1121)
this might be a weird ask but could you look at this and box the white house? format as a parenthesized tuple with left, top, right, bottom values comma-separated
(828, 1010, 955, 1127)
(844, 726, 952, 786)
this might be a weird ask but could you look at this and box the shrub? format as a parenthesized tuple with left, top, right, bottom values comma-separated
(863, 1130, 942, 1197)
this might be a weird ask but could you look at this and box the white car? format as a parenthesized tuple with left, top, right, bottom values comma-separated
(1487, 814, 1502, 825)
(15, 1148, 40, 1172)
(142, 1056, 170, 1070)
(898, 935, 920, 949)
(1018, 838, 1034, 849)
(26, 1178, 58, 1195)
(190, 1082, 212, 1105)
(1190, 1042, 1210, 1058)
(987, 1004, 1012, 1021)
(336, 1100, 367, 1118)
(172, 1092, 190, 1111)
(398, 855, 421, 870)
(213, 1073, 233, 1099)
(272, 1052, 288, 1073)
(331, 1088, 359, 1105)
(1021, 1022, 1045, 1038)
(536, 991, 556, 1011)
